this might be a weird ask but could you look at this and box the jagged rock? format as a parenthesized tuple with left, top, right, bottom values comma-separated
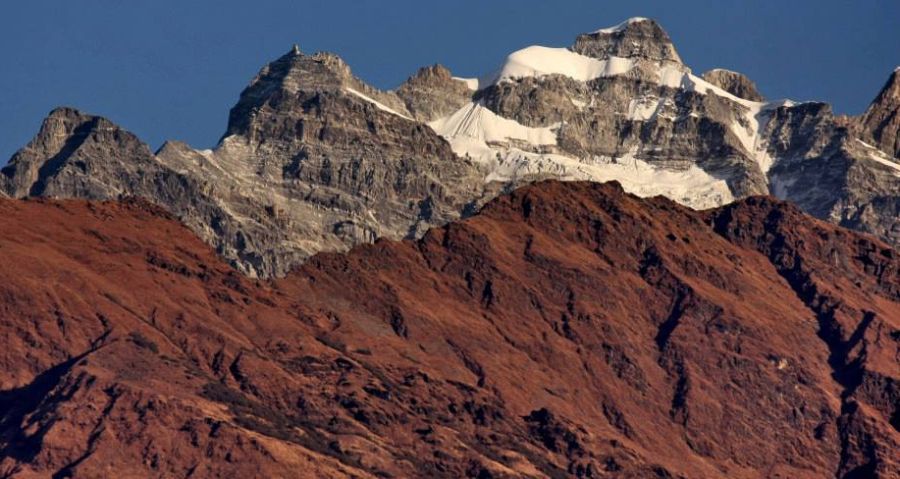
(0, 109, 291, 277)
(764, 101, 900, 244)
(429, 20, 900, 249)
(857, 68, 900, 158)
(1, 107, 160, 198)
(571, 17, 682, 63)
(701, 68, 765, 101)
(202, 48, 486, 276)
(0, 48, 487, 277)
(3, 18, 900, 275)
(225, 49, 414, 140)
(395, 64, 474, 122)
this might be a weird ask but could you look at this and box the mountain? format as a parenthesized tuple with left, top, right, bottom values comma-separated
(2, 18, 900, 278)
(857, 68, 900, 159)
(2, 51, 487, 278)
(0, 181, 897, 478)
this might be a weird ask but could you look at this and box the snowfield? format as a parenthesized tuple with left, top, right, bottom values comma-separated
(429, 102, 558, 148)
(482, 46, 635, 85)
(422, 18, 821, 209)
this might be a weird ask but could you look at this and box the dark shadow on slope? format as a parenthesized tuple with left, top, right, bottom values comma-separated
(0, 330, 110, 467)
(26, 118, 98, 197)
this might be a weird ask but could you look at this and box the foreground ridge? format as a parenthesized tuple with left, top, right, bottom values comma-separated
(0, 181, 897, 477)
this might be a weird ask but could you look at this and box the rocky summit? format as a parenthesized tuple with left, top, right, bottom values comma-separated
(2, 17, 900, 279)
(0, 181, 898, 478)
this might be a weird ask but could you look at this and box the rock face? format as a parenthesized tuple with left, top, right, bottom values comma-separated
(858, 68, 900, 158)
(701, 68, 765, 101)
(0, 181, 897, 478)
(1, 107, 161, 198)
(3, 18, 900, 276)
(2, 49, 486, 278)
(762, 101, 900, 245)
(571, 17, 682, 63)
(395, 64, 474, 122)
(193, 47, 486, 276)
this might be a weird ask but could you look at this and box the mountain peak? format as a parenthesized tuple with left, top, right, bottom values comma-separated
(46, 105, 90, 120)
(886, 67, 900, 89)
(4, 107, 104, 175)
(572, 17, 681, 63)
(857, 68, 900, 158)
(395, 64, 473, 121)
(224, 49, 356, 137)
(591, 16, 650, 34)
(407, 64, 454, 82)
(1, 108, 155, 199)
(701, 68, 764, 101)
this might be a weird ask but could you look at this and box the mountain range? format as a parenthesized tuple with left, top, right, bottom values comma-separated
(2, 18, 899, 278)
(0, 17, 898, 479)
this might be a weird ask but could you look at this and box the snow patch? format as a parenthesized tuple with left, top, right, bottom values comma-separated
(684, 73, 759, 107)
(705, 68, 740, 75)
(428, 102, 558, 147)
(728, 102, 777, 174)
(485, 46, 634, 85)
(657, 68, 781, 175)
(767, 99, 797, 108)
(626, 96, 661, 121)
(429, 103, 731, 210)
(345, 88, 414, 121)
(484, 149, 734, 210)
(856, 140, 900, 175)
(453, 77, 479, 90)
(593, 17, 650, 34)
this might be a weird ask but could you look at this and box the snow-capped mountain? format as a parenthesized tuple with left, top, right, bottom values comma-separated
(2, 17, 899, 277)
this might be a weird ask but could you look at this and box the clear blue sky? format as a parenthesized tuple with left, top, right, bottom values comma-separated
(1, 1, 898, 162)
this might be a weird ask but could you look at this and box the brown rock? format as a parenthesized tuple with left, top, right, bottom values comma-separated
(0, 181, 897, 477)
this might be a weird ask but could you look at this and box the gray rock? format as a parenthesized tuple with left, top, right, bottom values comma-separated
(571, 18, 682, 63)
(765, 101, 900, 243)
(701, 69, 765, 102)
(856, 69, 900, 159)
(2, 49, 486, 278)
(211, 48, 486, 275)
(470, 55, 771, 202)
(0, 108, 272, 276)
(396, 64, 474, 122)
(1, 107, 159, 199)
(4, 18, 900, 277)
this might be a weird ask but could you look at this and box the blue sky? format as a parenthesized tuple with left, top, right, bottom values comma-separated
(1, 1, 898, 162)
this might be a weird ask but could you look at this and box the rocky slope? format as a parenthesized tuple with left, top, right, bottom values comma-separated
(857, 68, 900, 159)
(1, 49, 487, 278)
(0, 181, 897, 478)
(2, 18, 899, 277)
(700, 69, 764, 102)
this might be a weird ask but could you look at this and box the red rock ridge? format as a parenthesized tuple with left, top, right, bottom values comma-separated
(0, 182, 896, 478)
